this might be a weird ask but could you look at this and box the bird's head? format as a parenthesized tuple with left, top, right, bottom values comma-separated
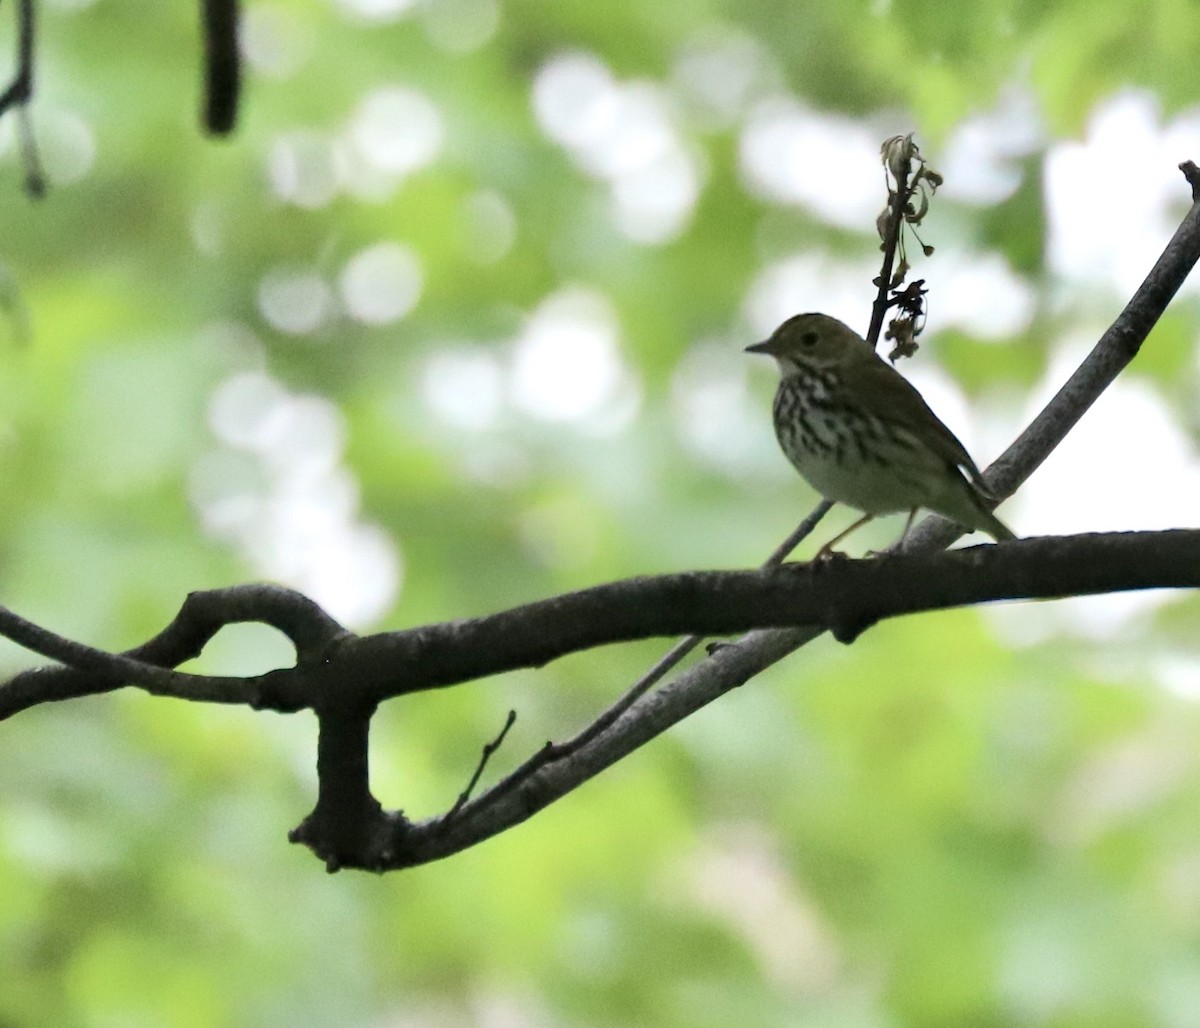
(745, 313, 869, 374)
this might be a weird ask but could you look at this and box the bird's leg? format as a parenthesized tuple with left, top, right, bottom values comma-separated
(814, 512, 875, 560)
(866, 508, 919, 558)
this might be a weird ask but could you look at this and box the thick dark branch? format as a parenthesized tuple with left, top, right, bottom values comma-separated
(289, 694, 394, 873)
(3, 530, 1198, 871)
(4, 531, 1196, 720)
(1, 159, 1195, 872)
(340, 531, 1199, 704)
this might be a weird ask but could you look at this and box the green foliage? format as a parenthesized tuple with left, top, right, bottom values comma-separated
(0, 0, 1198, 1025)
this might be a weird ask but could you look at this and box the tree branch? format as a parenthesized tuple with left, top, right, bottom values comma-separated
(322, 531, 1197, 696)
(0, 584, 347, 718)
(387, 528, 1200, 868)
(2, 530, 1199, 868)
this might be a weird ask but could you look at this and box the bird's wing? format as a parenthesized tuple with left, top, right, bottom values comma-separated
(856, 353, 988, 485)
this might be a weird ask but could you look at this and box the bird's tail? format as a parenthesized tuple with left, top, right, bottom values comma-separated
(966, 473, 1016, 542)
(980, 507, 1016, 542)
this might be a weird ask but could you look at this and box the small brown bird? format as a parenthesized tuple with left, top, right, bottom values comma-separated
(746, 312, 1015, 552)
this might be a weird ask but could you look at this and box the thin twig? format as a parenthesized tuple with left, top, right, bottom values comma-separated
(1180, 161, 1200, 202)
(439, 710, 516, 825)
(764, 499, 835, 565)
(480, 497, 836, 805)
(866, 149, 913, 348)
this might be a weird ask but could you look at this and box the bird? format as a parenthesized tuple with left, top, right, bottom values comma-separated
(746, 312, 1015, 554)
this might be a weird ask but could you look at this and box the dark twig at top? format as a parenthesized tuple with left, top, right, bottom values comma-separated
(200, 0, 241, 135)
(0, 0, 45, 196)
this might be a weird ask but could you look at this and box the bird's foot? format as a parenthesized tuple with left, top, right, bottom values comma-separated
(809, 545, 852, 565)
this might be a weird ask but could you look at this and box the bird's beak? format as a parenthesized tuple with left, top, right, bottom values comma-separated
(744, 339, 774, 355)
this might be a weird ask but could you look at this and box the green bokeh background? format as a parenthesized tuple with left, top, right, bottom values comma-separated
(1, 1, 1200, 1025)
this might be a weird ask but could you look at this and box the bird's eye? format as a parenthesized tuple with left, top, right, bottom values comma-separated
(799, 331, 818, 347)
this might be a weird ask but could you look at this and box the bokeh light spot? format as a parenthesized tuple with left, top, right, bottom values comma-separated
(511, 288, 625, 423)
(672, 27, 776, 129)
(611, 146, 702, 244)
(422, 0, 499, 53)
(533, 54, 701, 244)
(41, 109, 96, 186)
(422, 347, 503, 431)
(743, 252, 879, 335)
(532, 52, 619, 151)
(740, 98, 881, 230)
(349, 86, 444, 177)
(933, 250, 1035, 340)
(1046, 90, 1200, 295)
(257, 268, 333, 336)
(196, 372, 400, 627)
(333, 0, 418, 22)
(462, 190, 517, 264)
(268, 130, 340, 208)
(338, 242, 422, 325)
(241, 4, 315, 79)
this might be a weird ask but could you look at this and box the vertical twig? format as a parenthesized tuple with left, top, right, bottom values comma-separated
(200, 0, 241, 135)
(438, 710, 517, 826)
(0, 0, 45, 197)
(866, 142, 914, 348)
